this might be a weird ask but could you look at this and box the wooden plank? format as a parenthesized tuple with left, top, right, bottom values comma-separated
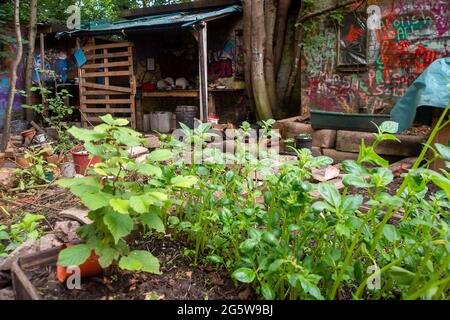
(82, 98, 133, 104)
(85, 116, 132, 123)
(85, 51, 130, 60)
(103, 48, 110, 122)
(82, 82, 132, 93)
(83, 70, 132, 78)
(84, 90, 129, 95)
(81, 61, 132, 69)
(83, 42, 133, 50)
(82, 108, 134, 113)
(198, 22, 208, 121)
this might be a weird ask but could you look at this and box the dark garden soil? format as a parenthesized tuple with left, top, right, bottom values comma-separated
(0, 185, 79, 227)
(27, 236, 254, 300)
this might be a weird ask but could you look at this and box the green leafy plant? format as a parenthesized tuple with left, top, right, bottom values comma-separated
(231, 120, 449, 300)
(57, 114, 197, 274)
(22, 87, 75, 155)
(15, 147, 57, 190)
(0, 213, 44, 256)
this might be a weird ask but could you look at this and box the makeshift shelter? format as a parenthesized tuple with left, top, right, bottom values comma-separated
(57, 1, 245, 129)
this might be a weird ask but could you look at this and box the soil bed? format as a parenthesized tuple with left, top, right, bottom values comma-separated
(27, 236, 254, 300)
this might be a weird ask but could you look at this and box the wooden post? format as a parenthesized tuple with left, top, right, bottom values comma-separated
(197, 22, 208, 122)
(39, 33, 45, 78)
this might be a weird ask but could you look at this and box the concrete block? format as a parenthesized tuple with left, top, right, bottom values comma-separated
(312, 146, 322, 157)
(283, 122, 313, 138)
(312, 129, 337, 148)
(336, 130, 425, 156)
(322, 148, 359, 163)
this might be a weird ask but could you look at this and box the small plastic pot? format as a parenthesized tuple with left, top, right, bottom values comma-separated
(295, 135, 313, 150)
(71, 145, 101, 175)
(56, 244, 102, 283)
(44, 171, 55, 182)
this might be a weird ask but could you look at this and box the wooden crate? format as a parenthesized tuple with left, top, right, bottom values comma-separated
(78, 40, 136, 128)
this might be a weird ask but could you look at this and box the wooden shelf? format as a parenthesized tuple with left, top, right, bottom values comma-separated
(142, 90, 199, 98)
(141, 89, 245, 98)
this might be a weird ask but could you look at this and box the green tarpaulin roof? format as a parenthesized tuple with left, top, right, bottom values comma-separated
(56, 4, 242, 38)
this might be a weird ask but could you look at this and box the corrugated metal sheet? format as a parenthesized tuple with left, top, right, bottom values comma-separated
(57, 4, 242, 38)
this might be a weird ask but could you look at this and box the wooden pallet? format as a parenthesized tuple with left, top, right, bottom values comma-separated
(78, 40, 136, 128)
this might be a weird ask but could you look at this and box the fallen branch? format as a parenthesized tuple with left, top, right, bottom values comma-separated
(0, 197, 62, 211)
(298, 0, 364, 23)
(9, 183, 53, 192)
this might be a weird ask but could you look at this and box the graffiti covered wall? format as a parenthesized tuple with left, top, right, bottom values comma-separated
(301, 0, 450, 114)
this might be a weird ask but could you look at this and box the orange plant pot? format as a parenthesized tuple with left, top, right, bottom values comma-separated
(21, 128, 36, 140)
(16, 155, 31, 168)
(56, 244, 102, 283)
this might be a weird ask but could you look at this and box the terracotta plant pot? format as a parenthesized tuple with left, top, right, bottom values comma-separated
(15, 153, 31, 168)
(45, 154, 59, 164)
(21, 128, 36, 140)
(56, 244, 102, 283)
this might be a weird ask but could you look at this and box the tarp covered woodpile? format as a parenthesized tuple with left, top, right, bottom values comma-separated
(390, 57, 450, 133)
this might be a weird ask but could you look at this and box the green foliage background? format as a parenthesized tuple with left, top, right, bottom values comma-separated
(0, 0, 192, 24)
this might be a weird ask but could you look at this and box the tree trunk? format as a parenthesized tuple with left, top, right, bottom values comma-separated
(242, 0, 255, 115)
(1, 0, 22, 152)
(24, 0, 37, 121)
(273, 0, 291, 75)
(282, 3, 304, 111)
(251, 0, 273, 120)
(264, 0, 279, 117)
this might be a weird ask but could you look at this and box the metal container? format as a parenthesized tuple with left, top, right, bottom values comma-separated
(33, 133, 47, 144)
(175, 105, 198, 129)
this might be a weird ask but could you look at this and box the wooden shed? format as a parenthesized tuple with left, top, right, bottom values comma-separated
(56, 0, 248, 130)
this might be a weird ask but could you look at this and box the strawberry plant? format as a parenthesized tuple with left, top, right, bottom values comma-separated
(57, 114, 197, 274)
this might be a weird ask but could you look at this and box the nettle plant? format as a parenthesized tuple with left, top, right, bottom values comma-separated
(232, 120, 449, 300)
(57, 115, 197, 274)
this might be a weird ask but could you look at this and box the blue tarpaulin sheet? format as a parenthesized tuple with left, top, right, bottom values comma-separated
(56, 5, 242, 38)
(390, 57, 450, 133)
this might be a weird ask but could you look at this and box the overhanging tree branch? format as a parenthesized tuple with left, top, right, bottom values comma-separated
(298, 0, 365, 23)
